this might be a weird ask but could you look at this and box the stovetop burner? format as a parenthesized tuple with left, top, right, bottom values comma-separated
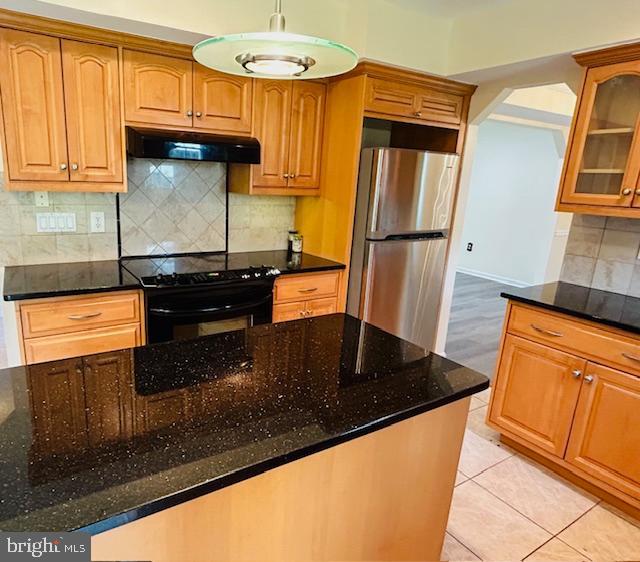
(142, 266, 281, 288)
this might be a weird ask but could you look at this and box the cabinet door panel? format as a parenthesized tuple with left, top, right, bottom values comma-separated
(123, 50, 193, 127)
(0, 29, 68, 181)
(62, 40, 123, 183)
(27, 358, 87, 454)
(289, 81, 325, 189)
(566, 363, 640, 500)
(489, 335, 585, 456)
(365, 78, 417, 118)
(416, 90, 463, 125)
(194, 64, 252, 133)
(252, 80, 292, 187)
(306, 297, 337, 318)
(560, 60, 640, 208)
(273, 301, 307, 322)
(83, 351, 133, 447)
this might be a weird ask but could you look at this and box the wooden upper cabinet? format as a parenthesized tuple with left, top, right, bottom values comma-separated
(559, 60, 640, 209)
(123, 50, 193, 127)
(0, 29, 69, 182)
(489, 334, 585, 457)
(289, 81, 326, 189)
(193, 64, 252, 134)
(61, 40, 123, 183)
(252, 80, 292, 188)
(566, 363, 640, 501)
(365, 77, 463, 126)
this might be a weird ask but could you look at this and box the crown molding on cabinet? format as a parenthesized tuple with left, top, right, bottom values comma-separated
(574, 42, 640, 68)
(0, 7, 193, 58)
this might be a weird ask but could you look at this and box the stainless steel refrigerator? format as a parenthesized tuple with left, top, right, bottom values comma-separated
(347, 147, 459, 352)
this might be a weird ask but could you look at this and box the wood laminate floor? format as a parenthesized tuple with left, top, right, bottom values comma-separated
(445, 272, 510, 380)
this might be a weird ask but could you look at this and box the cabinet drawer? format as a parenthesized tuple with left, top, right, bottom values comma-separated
(508, 304, 640, 376)
(274, 272, 340, 303)
(21, 291, 141, 338)
(24, 323, 141, 365)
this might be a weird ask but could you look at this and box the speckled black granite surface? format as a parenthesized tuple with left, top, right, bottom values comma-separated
(0, 313, 487, 534)
(502, 282, 640, 334)
(2, 251, 345, 301)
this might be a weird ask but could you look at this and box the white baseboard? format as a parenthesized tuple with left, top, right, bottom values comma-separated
(456, 267, 531, 288)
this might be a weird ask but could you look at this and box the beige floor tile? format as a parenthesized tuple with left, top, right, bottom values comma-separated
(447, 481, 551, 561)
(455, 471, 468, 486)
(469, 396, 484, 411)
(524, 538, 589, 561)
(466, 405, 501, 443)
(458, 429, 512, 478)
(475, 387, 492, 404)
(440, 532, 480, 561)
(473, 455, 597, 534)
(558, 504, 640, 561)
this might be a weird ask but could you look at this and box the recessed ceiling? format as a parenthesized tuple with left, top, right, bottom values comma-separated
(384, 0, 518, 19)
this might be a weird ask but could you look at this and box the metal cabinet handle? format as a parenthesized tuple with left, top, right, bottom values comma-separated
(186, 110, 193, 117)
(622, 188, 632, 196)
(622, 352, 640, 362)
(636, 189, 640, 196)
(584, 375, 594, 384)
(298, 287, 318, 294)
(530, 324, 563, 337)
(572, 369, 582, 379)
(299, 311, 305, 317)
(60, 163, 68, 170)
(413, 111, 422, 117)
(196, 111, 202, 118)
(71, 163, 79, 171)
(67, 312, 102, 320)
(289, 173, 296, 179)
(284, 173, 290, 178)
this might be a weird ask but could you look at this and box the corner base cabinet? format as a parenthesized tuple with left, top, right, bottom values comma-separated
(488, 301, 640, 516)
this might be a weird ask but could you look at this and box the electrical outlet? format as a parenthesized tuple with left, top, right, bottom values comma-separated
(467, 242, 473, 252)
(36, 212, 76, 233)
(90, 211, 105, 233)
(34, 192, 49, 207)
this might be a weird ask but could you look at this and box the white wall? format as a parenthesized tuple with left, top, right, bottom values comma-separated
(456, 119, 565, 287)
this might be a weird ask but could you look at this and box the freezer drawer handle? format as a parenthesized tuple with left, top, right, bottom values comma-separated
(67, 312, 103, 321)
(530, 324, 563, 338)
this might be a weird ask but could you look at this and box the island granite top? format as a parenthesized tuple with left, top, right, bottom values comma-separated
(502, 281, 640, 335)
(2, 251, 345, 301)
(0, 313, 487, 534)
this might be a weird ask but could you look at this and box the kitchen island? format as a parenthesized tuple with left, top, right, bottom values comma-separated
(0, 313, 487, 561)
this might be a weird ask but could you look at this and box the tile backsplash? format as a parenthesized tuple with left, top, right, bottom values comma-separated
(120, 158, 295, 256)
(560, 214, 640, 296)
(0, 180, 117, 267)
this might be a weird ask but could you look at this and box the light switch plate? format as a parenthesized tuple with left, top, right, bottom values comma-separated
(34, 192, 49, 207)
(36, 212, 76, 233)
(90, 211, 105, 233)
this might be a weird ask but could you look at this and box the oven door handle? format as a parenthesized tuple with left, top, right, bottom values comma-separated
(148, 294, 272, 317)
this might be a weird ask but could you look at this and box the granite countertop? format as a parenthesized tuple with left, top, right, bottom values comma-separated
(2, 251, 345, 301)
(0, 313, 487, 534)
(502, 282, 640, 335)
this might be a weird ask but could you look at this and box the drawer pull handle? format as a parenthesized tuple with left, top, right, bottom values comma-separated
(584, 375, 595, 384)
(67, 312, 102, 321)
(622, 352, 640, 363)
(530, 324, 563, 337)
(298, 288, 318, 294)
(572, 369, 582, 379)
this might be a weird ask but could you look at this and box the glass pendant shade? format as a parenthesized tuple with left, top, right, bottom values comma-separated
(192, 2, 358, 80)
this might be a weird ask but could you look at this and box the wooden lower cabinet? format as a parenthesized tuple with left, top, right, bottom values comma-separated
(272, 271, 340, 322)
(491, 335, 584, 456)
(566, 362, 640, 501)
(489, 301, 640, 514)
(17, 290, 145, 365)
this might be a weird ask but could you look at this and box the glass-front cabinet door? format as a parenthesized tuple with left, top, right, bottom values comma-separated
(560, 60, 640, 208)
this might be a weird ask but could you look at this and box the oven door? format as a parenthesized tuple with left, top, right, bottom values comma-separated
(146, 279, 274, 344)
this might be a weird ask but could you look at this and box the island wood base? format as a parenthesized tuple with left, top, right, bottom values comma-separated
(92, 397, 470, 562)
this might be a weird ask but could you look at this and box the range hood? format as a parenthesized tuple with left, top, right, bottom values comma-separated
(126, 127, 260, 164)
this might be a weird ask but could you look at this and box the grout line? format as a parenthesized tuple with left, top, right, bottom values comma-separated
(445, 528, 484, 561)
(553, 535, 593, 562)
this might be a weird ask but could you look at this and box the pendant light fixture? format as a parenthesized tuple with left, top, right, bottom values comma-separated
(192, 0, 358, 80)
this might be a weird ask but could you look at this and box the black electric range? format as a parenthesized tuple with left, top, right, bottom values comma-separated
(121, 254, 281, 344)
